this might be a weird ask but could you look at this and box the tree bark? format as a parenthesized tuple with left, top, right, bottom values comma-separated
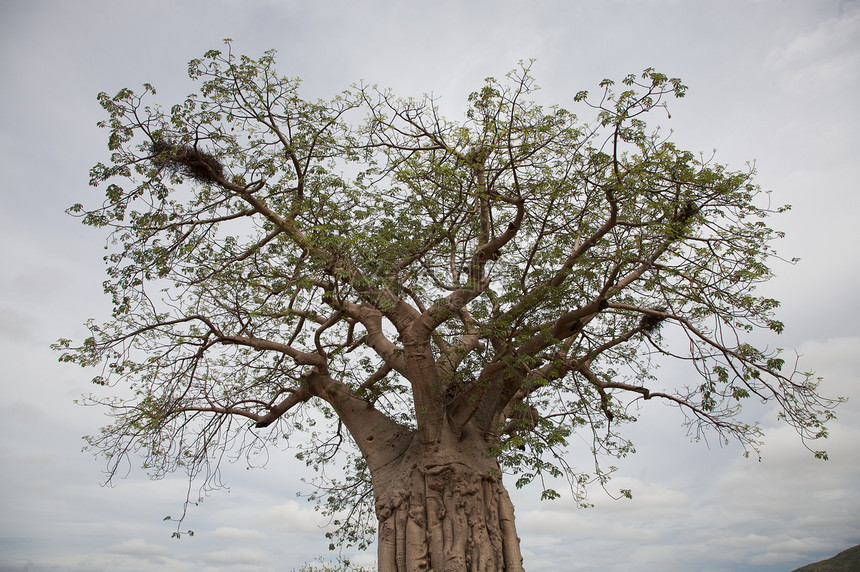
(370, 425, 525, 572)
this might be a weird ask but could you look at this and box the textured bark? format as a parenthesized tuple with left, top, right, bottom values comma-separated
(371, 427, 525, 572)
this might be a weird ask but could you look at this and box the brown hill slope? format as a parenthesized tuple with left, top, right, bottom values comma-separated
(792, 544, 860, 571)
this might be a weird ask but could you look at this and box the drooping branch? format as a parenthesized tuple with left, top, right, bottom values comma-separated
(254, 381, 314, 428)
(217, 333, 327, 367)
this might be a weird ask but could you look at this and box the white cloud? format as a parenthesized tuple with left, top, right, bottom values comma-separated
(108, 538, 170, 557)
(257, 500, 330, 534)
(211, 527, 267, 540)
(588, 477, 692, 518)
(766, 3, 860, 91)
(0, 307, 37, 342)
(346, 552, 378, 568)
(203, 548, 269, 565)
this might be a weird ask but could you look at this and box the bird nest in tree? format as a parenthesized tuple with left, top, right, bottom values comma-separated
(640, 311, 667, 333)
(150, 138, 225, 184)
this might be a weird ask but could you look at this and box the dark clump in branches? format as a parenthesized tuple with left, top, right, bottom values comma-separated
(150, 138, 225, 184)
(640, 310, 667, 333)
(676, 200, 699, 223)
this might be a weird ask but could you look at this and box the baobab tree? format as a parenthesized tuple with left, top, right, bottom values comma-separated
(56, 43, 840, 571)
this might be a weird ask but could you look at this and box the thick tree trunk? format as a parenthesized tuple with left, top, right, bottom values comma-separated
(370, 427, 525, 572)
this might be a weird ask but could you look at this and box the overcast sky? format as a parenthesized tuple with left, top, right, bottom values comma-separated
(1, 1, 859, 571)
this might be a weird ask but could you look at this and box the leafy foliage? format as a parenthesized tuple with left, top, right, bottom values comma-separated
(290, 557, 374, 572)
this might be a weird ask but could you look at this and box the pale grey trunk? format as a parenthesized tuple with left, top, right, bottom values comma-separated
(371, 427, 525, 572)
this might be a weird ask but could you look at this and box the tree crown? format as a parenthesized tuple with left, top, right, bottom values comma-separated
(56, 42, 841, 544)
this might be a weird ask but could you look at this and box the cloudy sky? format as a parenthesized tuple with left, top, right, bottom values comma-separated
(1, 1, 859, 570)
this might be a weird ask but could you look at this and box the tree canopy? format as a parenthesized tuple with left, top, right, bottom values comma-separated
(56, 43, 840, 559)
